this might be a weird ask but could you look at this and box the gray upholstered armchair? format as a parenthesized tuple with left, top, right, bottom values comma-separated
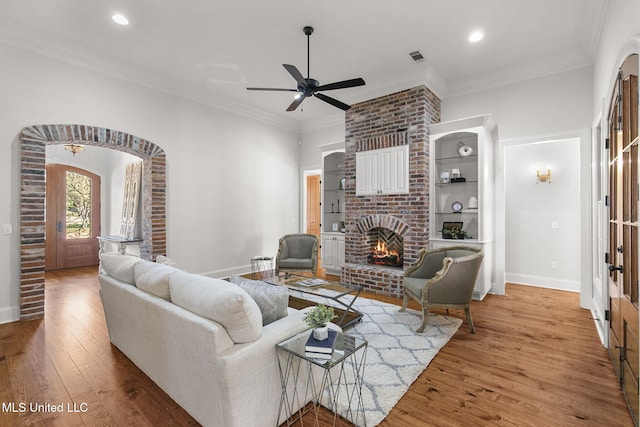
(400, 246, 484, 333)
(275, 233, 318, 278)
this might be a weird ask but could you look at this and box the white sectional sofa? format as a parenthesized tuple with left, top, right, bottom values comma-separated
(98, 253, 310, 427)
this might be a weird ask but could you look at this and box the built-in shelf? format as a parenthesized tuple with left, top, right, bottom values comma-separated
(428, 115, 497, 300)
(322, 151, 346, 274)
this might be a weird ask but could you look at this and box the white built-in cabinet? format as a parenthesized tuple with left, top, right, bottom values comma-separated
(321, 151, 346, 275)
(428, 115, 497, 300)
(355, 145, 409, 196)
(321, 233, 345, 274)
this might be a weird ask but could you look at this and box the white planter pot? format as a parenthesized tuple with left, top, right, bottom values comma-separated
(313, 325, 329, 341)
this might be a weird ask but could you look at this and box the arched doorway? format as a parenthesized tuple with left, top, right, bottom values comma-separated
(19, 124, 167, 320)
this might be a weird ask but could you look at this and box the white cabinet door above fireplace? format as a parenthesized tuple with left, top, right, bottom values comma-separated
(356, 145, 409, 196)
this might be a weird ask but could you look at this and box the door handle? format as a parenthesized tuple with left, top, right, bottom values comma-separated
(608, 264, 623, 272)
(57, 221, 63, 233)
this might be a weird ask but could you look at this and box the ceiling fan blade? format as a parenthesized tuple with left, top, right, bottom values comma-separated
(247, 87, 297, 92)
(315, 93, 351, 111)
(317, 78, 365, 91)
(286, 95, 305, 111)
(283, 64, 306, 85)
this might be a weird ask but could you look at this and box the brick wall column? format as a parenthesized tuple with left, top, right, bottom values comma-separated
(342, 86, 441, 295)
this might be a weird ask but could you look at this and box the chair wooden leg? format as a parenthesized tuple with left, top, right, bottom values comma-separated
(416, 308, 429, 333)
(465, 307, 476, 334)
(399, 293, 409, 312)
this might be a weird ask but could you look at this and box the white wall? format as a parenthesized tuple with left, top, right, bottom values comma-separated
(504, 138, 581, 291)
(0, 42, 300, 322)
(440, 67, 593, 301)
(300, 123, 345, 169)
(442, 67, 593, 139)
(592, 0, 640, 119)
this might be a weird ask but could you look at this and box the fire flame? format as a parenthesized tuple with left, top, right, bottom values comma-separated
(372, 240, 399, 258)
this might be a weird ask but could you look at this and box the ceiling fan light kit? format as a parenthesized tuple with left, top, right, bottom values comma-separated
(247, 26, 365, 111)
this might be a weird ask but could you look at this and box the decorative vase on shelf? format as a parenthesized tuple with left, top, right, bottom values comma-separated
(313, 325, 329, 341)
(457, 141, 474, 157)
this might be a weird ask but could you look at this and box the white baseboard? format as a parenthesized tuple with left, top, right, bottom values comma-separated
(199, 264, 253, 280)
(0, 305, 20, 324)
(590, 307, 607, 347)
(505, 273, 580, 293)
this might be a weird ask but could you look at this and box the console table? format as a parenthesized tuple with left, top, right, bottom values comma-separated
(97, 235, 143, 255)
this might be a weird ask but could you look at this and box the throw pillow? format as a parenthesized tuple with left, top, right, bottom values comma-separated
(134, 260, 178, 301)
(169, 272, 262, 343)
(229, 275, 289, 326)
(100, 253, 142, 285)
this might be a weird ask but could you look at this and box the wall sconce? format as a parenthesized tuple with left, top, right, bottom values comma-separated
(536, 168, 551, 183)
(64, 143, 84, 156)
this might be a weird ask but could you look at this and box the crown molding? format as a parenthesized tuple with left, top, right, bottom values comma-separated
(0, 16, 300, 133)
(443, 48, 592, 99)
(350, 66, 447, 103)
(298, 66, 448, 133)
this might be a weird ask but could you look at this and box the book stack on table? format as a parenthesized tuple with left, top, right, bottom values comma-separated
(305, 330, 337, 360)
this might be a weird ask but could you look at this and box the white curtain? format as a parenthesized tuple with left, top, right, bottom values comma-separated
(120, 161, 142, 239)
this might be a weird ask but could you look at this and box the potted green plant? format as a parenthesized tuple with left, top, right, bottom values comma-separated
(303, 304, 337, 340)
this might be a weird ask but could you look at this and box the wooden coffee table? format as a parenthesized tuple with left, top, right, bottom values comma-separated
(264, 273, 363, 329)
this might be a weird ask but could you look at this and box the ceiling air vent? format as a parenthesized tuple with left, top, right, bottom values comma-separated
(409, 50, 424, 62)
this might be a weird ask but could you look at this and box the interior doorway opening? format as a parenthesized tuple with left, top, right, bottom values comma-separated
(18, 124, 167, 320)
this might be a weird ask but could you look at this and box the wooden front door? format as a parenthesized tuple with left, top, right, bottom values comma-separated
(306, 174, 321, 239)
(45, 164, 101, 270)
(608, 54, 639, 425)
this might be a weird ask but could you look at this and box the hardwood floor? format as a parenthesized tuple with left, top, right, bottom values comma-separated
(0, 267, 633, 426)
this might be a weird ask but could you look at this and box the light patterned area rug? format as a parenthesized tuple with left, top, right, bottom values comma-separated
(289, 290, 462, 426)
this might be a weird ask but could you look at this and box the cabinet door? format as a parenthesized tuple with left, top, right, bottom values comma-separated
(322, 235, 336, 268)
(356, 147, 408, 195)
(336, 235, 346, 266)
(356, 151, 379, 195)
(383, 145, 409, 194)
(379, 148, 394, 194)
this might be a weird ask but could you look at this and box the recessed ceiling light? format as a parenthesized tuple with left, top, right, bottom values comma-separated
(112, 14, 129, 26)
(468, 31, 484, 43)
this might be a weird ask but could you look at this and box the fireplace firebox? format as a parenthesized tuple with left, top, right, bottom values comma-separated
(366, 227, 403, 267)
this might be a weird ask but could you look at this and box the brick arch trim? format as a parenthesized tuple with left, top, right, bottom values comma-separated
(19, 124, 167, 320)
(355, 215, 410, 236)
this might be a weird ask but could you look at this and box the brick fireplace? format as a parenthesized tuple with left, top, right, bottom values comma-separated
(342, 86, 441, 297)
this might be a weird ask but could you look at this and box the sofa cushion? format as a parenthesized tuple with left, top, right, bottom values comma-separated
(134, 260, 179, 301)
(404, 277, 427, 297)
(229, 275, 289, 326)
(169, 272, 262, 343)
(100, 253, 142, 285)
(278, 258, 313, 269)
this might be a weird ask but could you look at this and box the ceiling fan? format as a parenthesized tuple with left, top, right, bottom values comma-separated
(247, 26, 365, 111)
